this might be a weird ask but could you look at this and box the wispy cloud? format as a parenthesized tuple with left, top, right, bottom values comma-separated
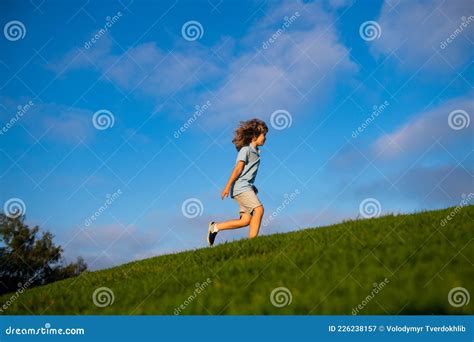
(327, 0, 354, 10)
(0, 97, 95, 144)
(62, 224, 161, 271)
(48, 36, 222, 99)
(206, 1, 358, 125)
(48, 1, 358, 127)
(372, 94, 473, 159)
(354, 163, 474, 207)
(371, 0, 474, 71)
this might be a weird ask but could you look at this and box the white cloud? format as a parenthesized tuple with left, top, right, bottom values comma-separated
(371, 0, 474, 70)
(106, 43, 223, 98)
(0, 97, 94, 144)
(372, 94, 473, 159)
(355, 163, 474, 207)
(62, 224, 161, 271)
(206, 0, 357, 124)
(48, 0, 358, 126)
(327, 0, 354, 10)
(40, 105, 93, 143)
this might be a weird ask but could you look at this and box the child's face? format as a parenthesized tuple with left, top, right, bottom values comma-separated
(254, 132, 266, 146)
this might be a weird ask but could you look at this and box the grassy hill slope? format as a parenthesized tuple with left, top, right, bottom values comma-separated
(1, 205, 473, 315)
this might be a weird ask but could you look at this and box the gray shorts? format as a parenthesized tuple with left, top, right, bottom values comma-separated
(233, 190, 262, 215)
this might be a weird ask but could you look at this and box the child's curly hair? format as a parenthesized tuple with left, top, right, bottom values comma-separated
(232, 118, 268, 151)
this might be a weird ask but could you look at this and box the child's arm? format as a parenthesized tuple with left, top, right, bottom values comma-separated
(221, 161, 245, 199)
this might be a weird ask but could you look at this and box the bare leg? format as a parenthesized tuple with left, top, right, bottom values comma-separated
(248, 205, 264, 238)
(215, 212, 251, 231)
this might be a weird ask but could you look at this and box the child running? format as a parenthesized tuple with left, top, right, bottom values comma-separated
(207, 118, 268, 246)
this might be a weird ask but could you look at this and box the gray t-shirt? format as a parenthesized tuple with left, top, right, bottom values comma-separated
(231, 144, 261, 197)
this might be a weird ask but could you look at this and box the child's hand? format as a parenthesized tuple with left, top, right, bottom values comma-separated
(221, 187, 230, 200)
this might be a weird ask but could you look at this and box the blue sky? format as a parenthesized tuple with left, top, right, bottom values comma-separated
(1, 0, 473, 270)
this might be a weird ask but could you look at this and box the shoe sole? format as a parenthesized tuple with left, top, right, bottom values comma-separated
(207, 221, 215, 246)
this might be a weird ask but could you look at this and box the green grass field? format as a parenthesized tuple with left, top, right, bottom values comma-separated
(1, 205, 473, 315)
